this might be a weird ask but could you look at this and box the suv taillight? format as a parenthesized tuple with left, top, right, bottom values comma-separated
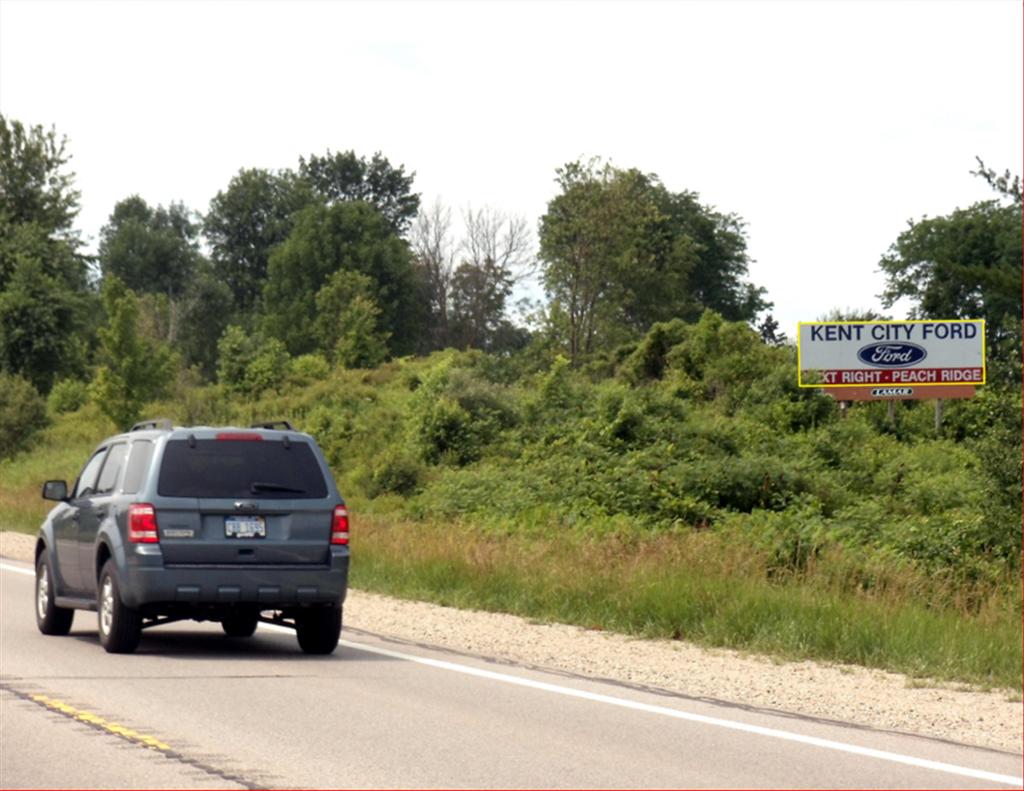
(331, 505, 349, 545)
(128, 503, 159, 543)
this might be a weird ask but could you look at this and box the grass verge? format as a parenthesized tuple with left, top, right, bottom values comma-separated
(350, 515, 1023, 690)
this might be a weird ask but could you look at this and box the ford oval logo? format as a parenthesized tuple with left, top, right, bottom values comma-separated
(857, 342, 927, 368)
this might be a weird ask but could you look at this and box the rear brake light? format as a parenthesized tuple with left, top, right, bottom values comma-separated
(331, 505, 349, 545)
(216, 432, 262, 441)
(128, 503, 159, 543)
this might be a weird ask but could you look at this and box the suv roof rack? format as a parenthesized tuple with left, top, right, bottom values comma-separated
(129, 418, 174, 432)
(250, 420, 294, 431)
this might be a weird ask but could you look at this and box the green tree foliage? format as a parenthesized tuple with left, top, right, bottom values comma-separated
(0, 116, 80, 251)
(646, 185, 767, 325)
(298, 150, 420, 234)
(91, 277, 177, 429)
(204, 168, 313, 311)
(540, 161, 661, 362)
(314, 270, 390, 368)
(47, 378, 89, 414)
(0, 372, 47, 459)
(100, 198, 235, 377)
(879, 161, 1022, 383)
(216, 325, 291, 396)
(98, 196, 201, 298)
(175, 266, 234, 379)
(0, 259, 81, 392)
(262, 202, 418, 355)
(539, 160, 768, 365)
(0, 116, 92, 389)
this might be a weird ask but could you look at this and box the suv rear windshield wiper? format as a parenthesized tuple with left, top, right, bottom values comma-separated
(250, 481, 307, 494)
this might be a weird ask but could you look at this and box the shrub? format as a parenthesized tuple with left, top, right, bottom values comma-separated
(245, 338, 290, 395)
(291, 354, 331, 383)
(368, 451, 424, 497)
(414, 397, 481, 465)
(217, 325, 292, 397)
(0, 373, 47, 458)
(47, 378, 89, 414)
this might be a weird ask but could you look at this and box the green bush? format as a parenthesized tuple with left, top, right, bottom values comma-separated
(291, 353, 331, 383)
(217, 325, 291, 397)
(47, 378, 89, 414)
(368, 451, 424, 497)
(0, 373, 47, 458)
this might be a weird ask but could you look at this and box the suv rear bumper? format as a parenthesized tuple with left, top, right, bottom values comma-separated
(120, 547, 349, 609)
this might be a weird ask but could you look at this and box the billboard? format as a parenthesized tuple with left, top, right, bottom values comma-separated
(798, 319, 985, 388)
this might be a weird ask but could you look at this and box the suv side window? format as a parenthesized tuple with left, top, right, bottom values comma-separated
(73, 449, 108, 499)
(95, 443, 128, 495)
(122, 440, 154, 495)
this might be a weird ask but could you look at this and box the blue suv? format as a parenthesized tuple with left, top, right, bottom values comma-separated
(34, 420, 350, 654)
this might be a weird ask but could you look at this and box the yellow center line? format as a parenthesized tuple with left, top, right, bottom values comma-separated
(29, 694, 170, 751)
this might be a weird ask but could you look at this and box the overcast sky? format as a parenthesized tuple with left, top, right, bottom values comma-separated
(1, 0, 1020, 335)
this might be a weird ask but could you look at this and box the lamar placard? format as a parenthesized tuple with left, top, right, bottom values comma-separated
(798, 319, 985, 388)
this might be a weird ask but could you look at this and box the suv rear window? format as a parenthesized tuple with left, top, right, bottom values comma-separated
(157, 439, 328, 499)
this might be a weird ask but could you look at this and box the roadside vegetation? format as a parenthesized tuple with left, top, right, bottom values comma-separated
(1, 115, 1020, 689)
(2, 324, 1020, 688)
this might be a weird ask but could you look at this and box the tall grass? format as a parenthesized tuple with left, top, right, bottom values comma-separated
(0, 404, 114, 534)
(350, 515, 1023, 690)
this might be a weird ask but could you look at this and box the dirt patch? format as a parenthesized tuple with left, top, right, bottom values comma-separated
(4, 530, 1019, 752)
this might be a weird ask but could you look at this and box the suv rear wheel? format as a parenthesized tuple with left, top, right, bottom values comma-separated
(35, 554, 74, 635)
(98, 560, 142, 654)
(295, 604, 342, 654)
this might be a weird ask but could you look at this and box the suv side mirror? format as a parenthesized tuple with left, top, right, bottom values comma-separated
(42, 480, 68, 501)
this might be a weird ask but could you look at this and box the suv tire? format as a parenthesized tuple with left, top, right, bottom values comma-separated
(222, 611, 259, 638)
(295, 604, 342, 654)
(97, 560, 142, 654)
(35, 554, 74, 635)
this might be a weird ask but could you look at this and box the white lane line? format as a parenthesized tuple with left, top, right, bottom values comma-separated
(3, 560, 1021, 787)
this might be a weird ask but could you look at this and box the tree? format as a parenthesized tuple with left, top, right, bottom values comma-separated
(757, 314, 787, 346)
(0, 116, 80, 244)
(649, 186, 768, 324)
(298, 150, 420, 235)
(91, 277, 177, 429)
(98, 196, 201, 299)
(410, 199, 457, 351)
(448, 207, 533, 352)
(262, 202, 418, 356)
(204, 168, 313, 311)
(175, 266, 234, 379)
(313, 269, 390, 367)
(539, 160, 769, 365)
(539, 161, 664, 364)
(0, 116, 92, 389)
(0, 259, 81, 392)
(878, 161, 1022, 383)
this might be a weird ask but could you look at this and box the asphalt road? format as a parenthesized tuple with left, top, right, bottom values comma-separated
(1, 559, 1021, 789)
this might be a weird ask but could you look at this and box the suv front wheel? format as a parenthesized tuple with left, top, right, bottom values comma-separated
(97, 560, 142, 654)
(295, 604, 342, 654)
(35, 554, 74, 635)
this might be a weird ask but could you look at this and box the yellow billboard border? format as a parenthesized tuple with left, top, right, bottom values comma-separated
(796, 318, 986, 388)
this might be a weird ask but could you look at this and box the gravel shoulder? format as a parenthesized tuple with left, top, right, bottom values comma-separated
(3, 530, 1020, 753)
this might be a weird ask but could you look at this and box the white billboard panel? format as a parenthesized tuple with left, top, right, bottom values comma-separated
(798, 319, 985, 388)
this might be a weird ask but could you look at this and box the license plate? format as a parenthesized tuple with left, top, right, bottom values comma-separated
(225, 516, 266, 539)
